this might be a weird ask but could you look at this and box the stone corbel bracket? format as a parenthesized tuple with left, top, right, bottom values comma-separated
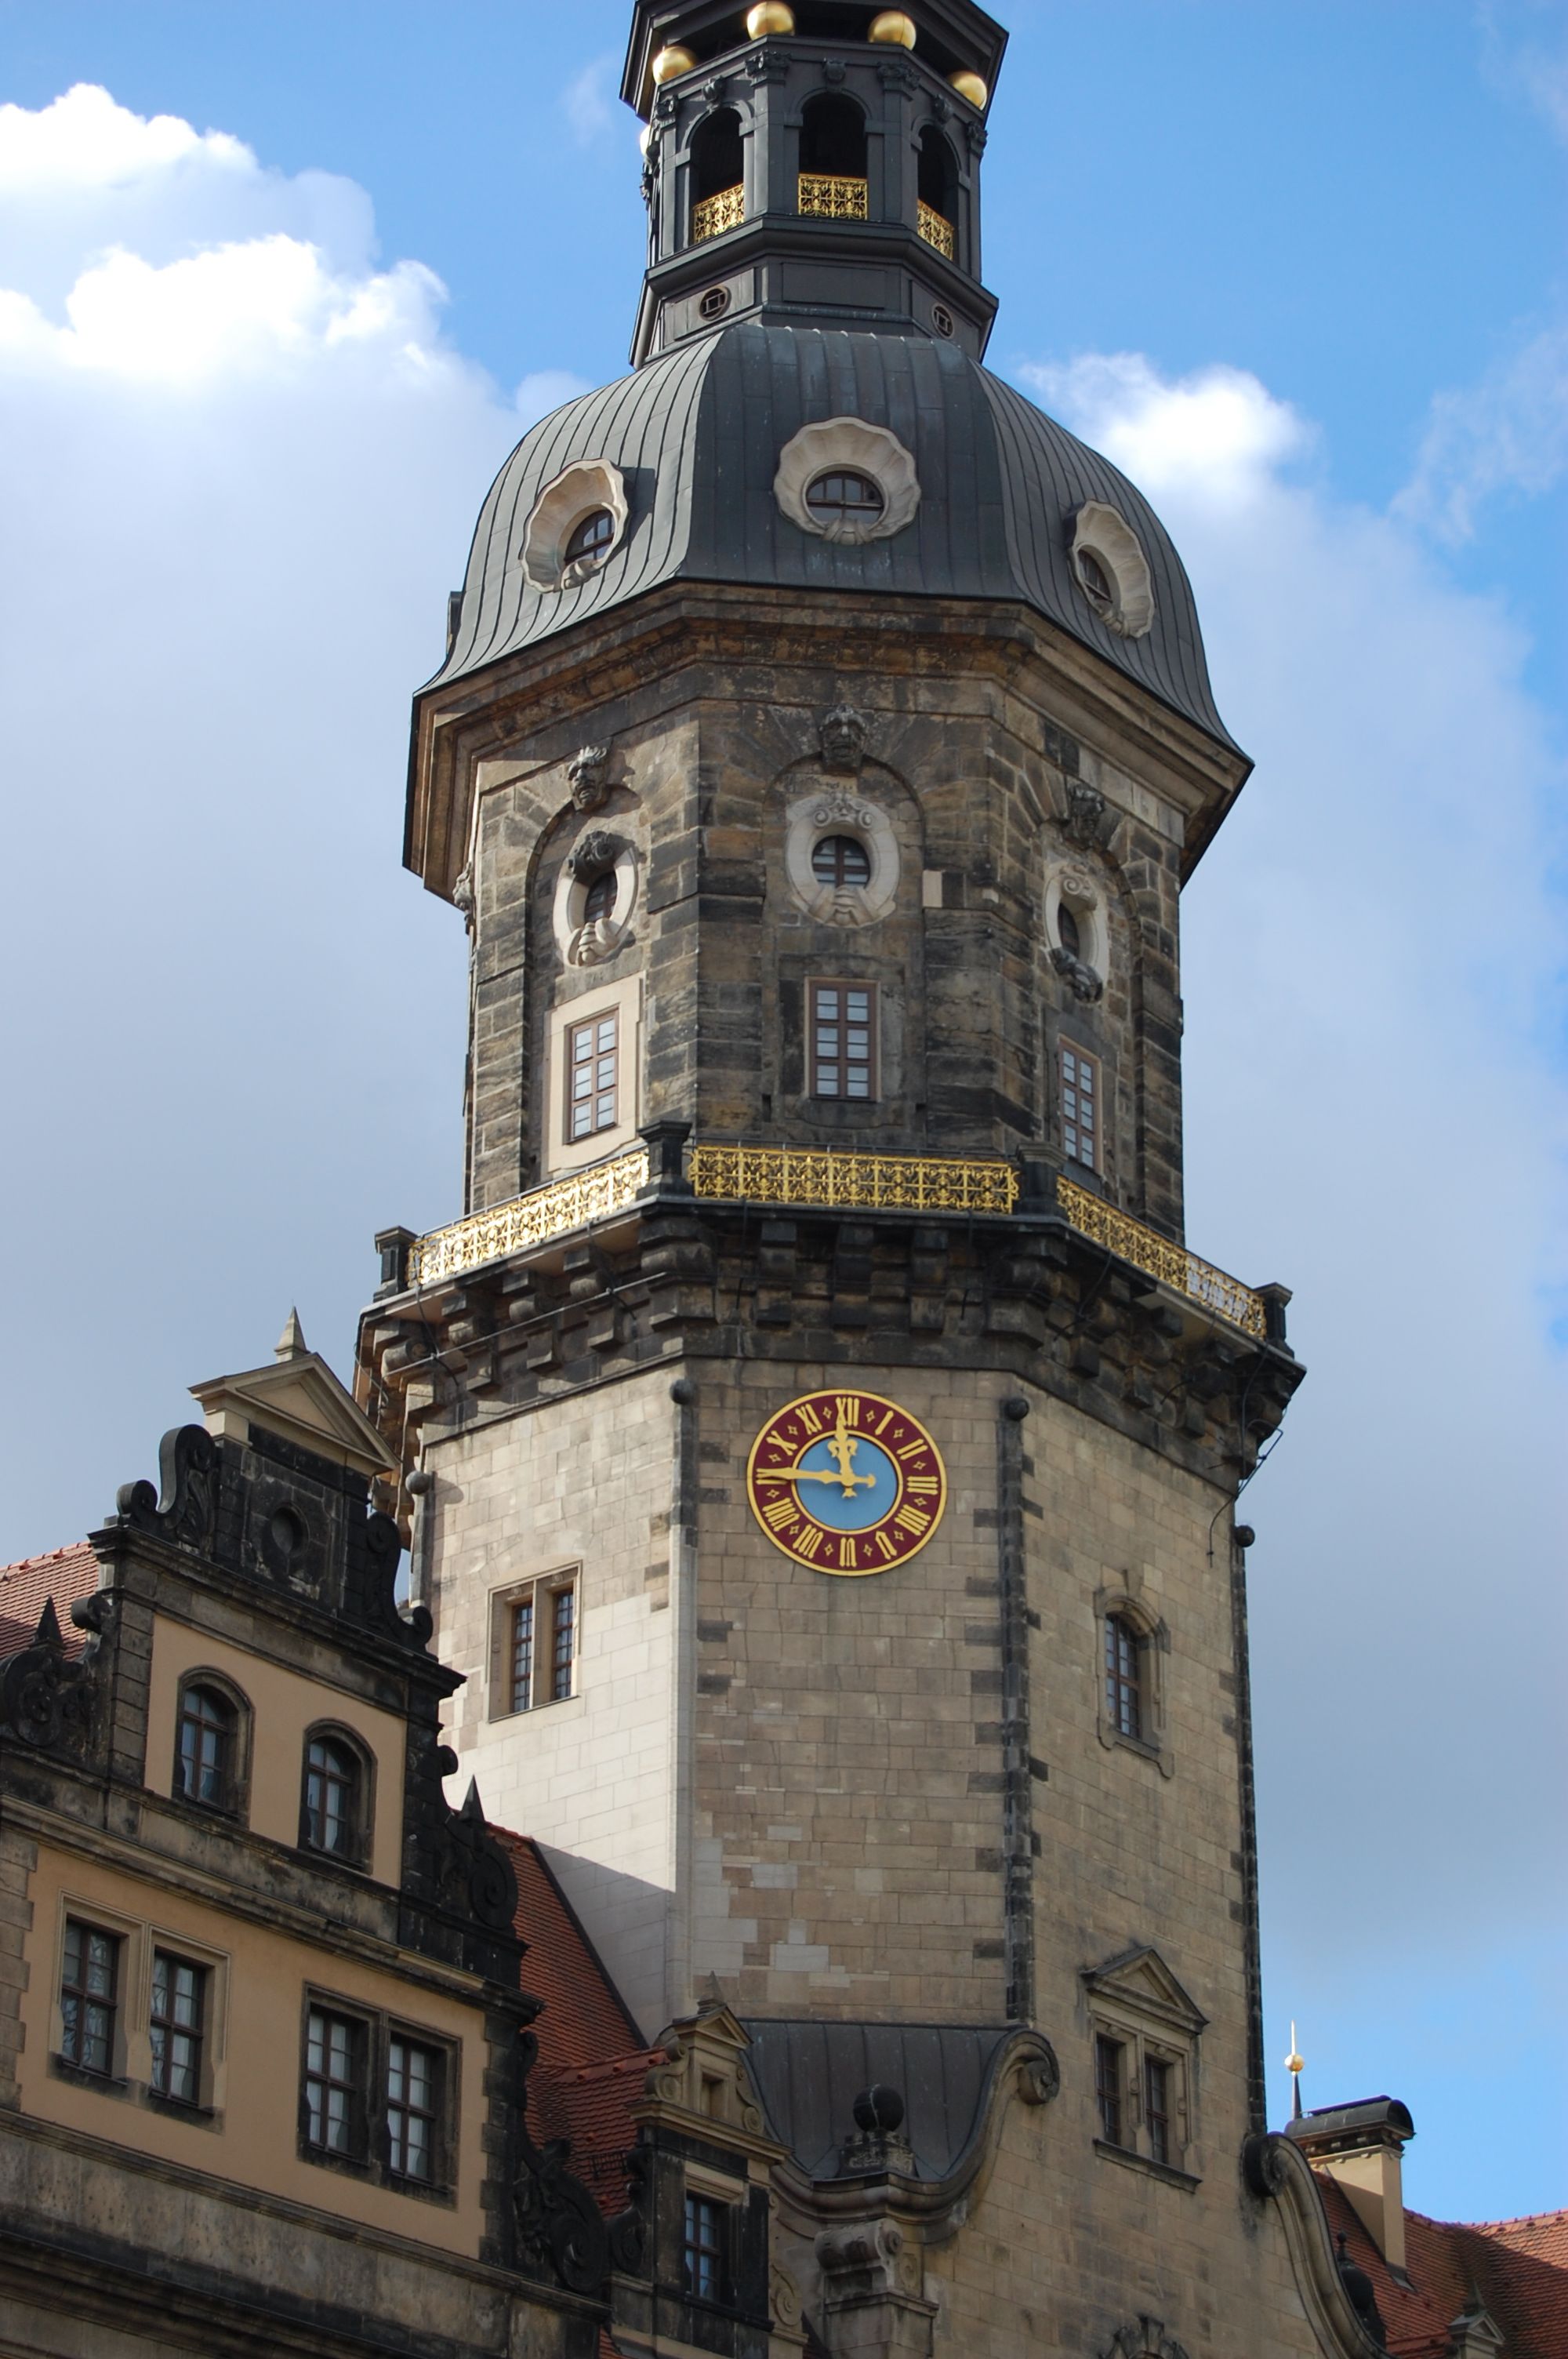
(1243, 2132, 1394, 2359)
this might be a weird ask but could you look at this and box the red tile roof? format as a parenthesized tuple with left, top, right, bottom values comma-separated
(0, 1543, 98, 1660)
(495, 1827, 662, 2220)
(1314, 2175, 1568, 2358)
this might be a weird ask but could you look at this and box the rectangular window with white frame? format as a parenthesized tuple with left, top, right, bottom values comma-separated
(543, 976, 643, 1178)
(1060, 1040, 1100, 1171)
(566, 1008, 619, 1143)
(808, 979, 877, 1100)
(493, 1572, 579, 1718)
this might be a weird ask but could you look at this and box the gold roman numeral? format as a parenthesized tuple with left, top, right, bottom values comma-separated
(894, 1505, 931, 1537)
(906, 1474, 940, 1496)
(761, 1494, 795, 1530)
(873, 1529, 897, 1561)
(791, 1524, 825, 1562)
(895, 1438, 929, 1463)
(835, 1394, 860, 1427)
(839, 1536, 857, 1570)
(797, 1402, 824, 1437)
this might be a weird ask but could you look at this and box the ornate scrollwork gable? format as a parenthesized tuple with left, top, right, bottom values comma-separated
(0, 1597, 100, 1765)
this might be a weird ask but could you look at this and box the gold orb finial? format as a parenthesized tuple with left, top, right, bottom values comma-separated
(746, 2, 795, 34)
(1284, 2020, 1305, 2076)
(869, 10, 917, 47)
(651, 42, 698, 85)
(948, 67, 987, 109)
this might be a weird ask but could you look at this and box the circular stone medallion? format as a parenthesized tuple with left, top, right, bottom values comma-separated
(746, 1390, 946, 1575)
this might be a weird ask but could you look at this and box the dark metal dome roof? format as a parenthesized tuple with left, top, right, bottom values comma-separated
(434, 322, 1238, 754)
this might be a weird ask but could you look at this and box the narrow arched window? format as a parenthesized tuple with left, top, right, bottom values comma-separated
(1057, 900, 1081, 959)
(811, 834, 872, 889)
(175, 1681, 238, 1813)
(799, 94, 868, 220)
(302, 1733, 362, 1859)
(691, 107, 744, 242)
(916, 125, 957, 256)
(1104, 1614, 1143, 1741)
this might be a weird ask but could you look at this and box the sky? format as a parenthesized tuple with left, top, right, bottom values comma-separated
(1, 0, 1564, 2226)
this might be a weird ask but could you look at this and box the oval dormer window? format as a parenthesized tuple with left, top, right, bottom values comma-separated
(806, 471, 884, 528)
(1057, 900, 1082, 959)
(564, 508, 615, 568)
(1076, 548, 1113, 612)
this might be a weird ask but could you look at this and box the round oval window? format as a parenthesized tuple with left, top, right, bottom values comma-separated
(811, 834, 872, 889)
(805, 470, 884, 525)
(564, 507, 616, 566)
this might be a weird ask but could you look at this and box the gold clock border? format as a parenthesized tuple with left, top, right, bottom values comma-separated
(744, 1387, 949, 1577)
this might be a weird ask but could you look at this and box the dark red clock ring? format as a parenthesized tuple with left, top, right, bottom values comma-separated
(745, 1389, 948, 1576)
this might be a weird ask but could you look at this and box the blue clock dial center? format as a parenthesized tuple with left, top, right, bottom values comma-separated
(792, 1434, 898, 1532)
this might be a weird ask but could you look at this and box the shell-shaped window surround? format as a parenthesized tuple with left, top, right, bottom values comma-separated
(1069, 501, 1155, 639)
(522, 459, 630, 591)
(775, 417, 920, 545)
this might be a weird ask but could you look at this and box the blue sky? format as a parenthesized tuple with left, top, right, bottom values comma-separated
(1, 0, 1563, 2226)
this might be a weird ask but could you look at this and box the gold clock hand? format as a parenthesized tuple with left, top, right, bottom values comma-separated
(766, 1464, 877, 1490)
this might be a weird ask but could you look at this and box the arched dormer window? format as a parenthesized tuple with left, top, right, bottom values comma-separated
(1104, 1613, 1144, 1740)
(173, 1674, 249, 1818)
(1097, 1594, 1171, 1772)
(799, 94, 868, 220)
(299, 1725, 374, 1868)
(691, 108, 744, 242)
(916, 125, 957, 258)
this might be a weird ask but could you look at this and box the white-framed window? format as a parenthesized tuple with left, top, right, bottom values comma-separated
(809, 979, 878, 1100)
(566, 1007, 619, 1143)
(1060, 1040, 1100, 1170)
(543, 976, 642, 1176)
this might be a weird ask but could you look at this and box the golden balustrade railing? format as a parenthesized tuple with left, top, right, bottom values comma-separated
(1055, 1176, 1267, 1338)
(916, 202, 955, 259)
(798, 173, 869, 222)
(689, 1143, 1018, 1215)
(407, 1148, 649, 1285)
(399, 1146, 1264, 1336)
(691, 184, 745, 242)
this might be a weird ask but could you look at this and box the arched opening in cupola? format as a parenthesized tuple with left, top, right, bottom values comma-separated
(799, 93, 869, 219)
(690, 107, 745, 242)
(916, 125, 957, 257)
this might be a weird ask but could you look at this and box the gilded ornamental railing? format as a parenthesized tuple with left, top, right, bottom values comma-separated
(691, 184, 744, 242)
(689, 1143, 1018, 1216)
(798, 173, 869, 222)
(399, 1145, 1265, 1336)
(407, 1147, 649, 1285)
(1056, 1176, 1267, 1338)
(916, 201, 956, 259)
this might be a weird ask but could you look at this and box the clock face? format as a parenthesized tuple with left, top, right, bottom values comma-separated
(745, 1389, 947, 1576)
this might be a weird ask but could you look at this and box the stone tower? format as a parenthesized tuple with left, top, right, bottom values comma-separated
(359, 5, 1335, 2351)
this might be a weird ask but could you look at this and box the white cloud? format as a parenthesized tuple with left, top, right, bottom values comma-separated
(1396, 321, 1568, 542)
(561, 54, 618, 146)
(1019, 347, 1568, 2210)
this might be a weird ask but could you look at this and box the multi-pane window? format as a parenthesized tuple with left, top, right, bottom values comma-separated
(1094, 2033, 1125, 2146)
(1105, 1613, 1143, 1742)
(811, 833, 872, 889)
(1057, 900, 1082, 958)
(149, 1950, 205, 2105)
(175, 1681, 237, 1811)
(683, 2192, 728, 2303)
(563, 507, 615, 567)
(581, 869, 616, 923)
(304, 2007, 365, 2159)
(809, 980, 877, 1100)
(60, 1920, 118, 2075)
(804, 470, 884, 526)
(387, 2036, 441, 2182)
(302, 1734, 361, 1859)
(509, 1579, 577, 1714)
(1145, 2056, 1172, 2165)
(1061, 1041, 1099, 1170)
(567, 1009, 619, 1142)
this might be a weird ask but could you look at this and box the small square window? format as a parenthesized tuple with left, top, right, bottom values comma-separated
(149, 1950, 205, 2106)
(1061, 1041, 1100, 1171)
(809, 979, 878, 1101)
(60, 1919, 119, 2077)
(505, 1576, 579, 1714)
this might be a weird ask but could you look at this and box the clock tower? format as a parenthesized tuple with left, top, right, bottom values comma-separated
(358, 4, 1330, 2352)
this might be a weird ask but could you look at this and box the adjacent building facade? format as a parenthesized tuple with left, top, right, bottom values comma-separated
(1, 3, 1560, 2357)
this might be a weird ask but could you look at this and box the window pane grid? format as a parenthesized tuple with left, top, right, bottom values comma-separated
(305, 2008, 361, 2155)
(150, 1950, 205, 2104)
(176, 1684, 233, 1808)
(387, 2036, 439, 2182)
(810, 981, 876, 1100)
(1105, 1614, 1142, 1740)
(60, 1919, 118, 2075)
(511, 1597, 535, 1713)
(1062, 1043, 1099, 1170)
(1145, 2057, 1171, 2165)
(568, 1011, 619, 1142)
(683, 2193, 725, 2302)
(550, 1588, 575, 1702)
(304, 1736, 357, 1855)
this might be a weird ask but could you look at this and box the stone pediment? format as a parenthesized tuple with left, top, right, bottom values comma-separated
(1081, 1946, 1208, 2037)
(190, 1314, 397, 1482)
